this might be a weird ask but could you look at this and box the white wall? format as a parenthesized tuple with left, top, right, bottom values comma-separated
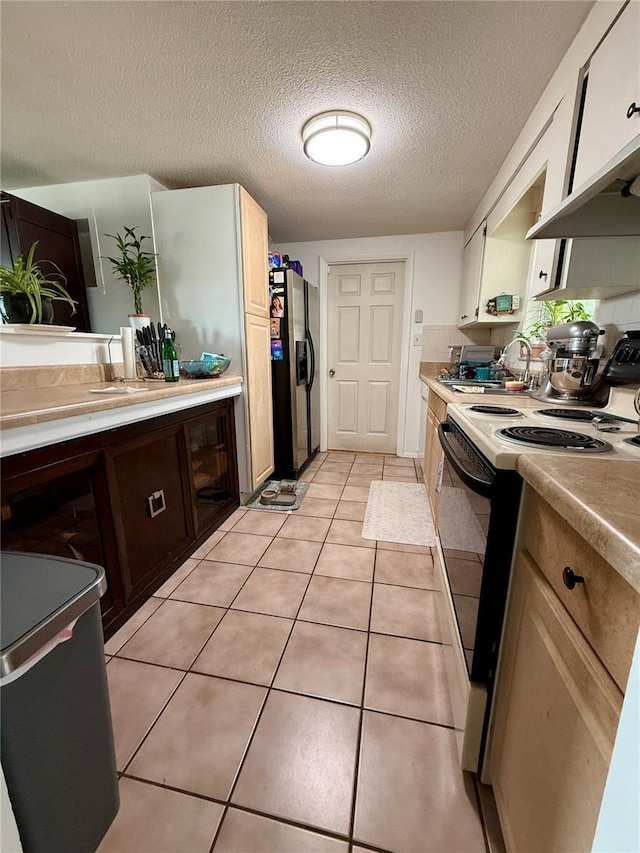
(273, 231, 463, 456)
(12, 175, 167, 335)
(1, 768, 22, 853)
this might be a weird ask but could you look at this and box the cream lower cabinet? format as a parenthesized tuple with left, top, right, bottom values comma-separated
(490, 551, 622, 853)
(423, 390, 445, 525)
(487, 485, 640, 853)
(245, 313, 274, 489)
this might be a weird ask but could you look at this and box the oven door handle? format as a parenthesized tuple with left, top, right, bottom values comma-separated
(437, 422, 494, 499)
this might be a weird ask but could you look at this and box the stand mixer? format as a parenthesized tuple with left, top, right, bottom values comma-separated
(531, 321, 606, 405)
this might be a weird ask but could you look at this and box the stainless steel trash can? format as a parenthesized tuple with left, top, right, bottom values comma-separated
(1, 552, 119, 853)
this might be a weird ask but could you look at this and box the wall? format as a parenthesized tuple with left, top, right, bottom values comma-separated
(593, 293, 640, 352)
(12, 175, 167, 335)
(273, 231, 463, 456)
(1, 768, 22, 853)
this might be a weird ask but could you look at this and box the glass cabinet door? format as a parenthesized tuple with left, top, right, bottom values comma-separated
(186, 408, 238, 535)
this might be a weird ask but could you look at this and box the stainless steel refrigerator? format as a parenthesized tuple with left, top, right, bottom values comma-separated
(269, 269, 320, 478)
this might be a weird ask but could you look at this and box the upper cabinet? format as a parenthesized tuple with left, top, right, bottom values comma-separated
(572, 2, 640, 190)
(458, 222, 486, 326)
(239, 187, 269, 318)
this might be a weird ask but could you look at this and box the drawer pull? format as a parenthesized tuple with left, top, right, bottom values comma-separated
(562, 566, 585, 590)
(147, 489, 167, 519)
(627, 102, 640, 119)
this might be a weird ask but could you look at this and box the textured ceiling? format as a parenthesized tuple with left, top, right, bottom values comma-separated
(1, 1, 592, 242)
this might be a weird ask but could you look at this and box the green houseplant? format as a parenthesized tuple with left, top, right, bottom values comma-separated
(102, 226, 156, 323)
(0, 242, 77, 324)
(517, 300, 594, 357)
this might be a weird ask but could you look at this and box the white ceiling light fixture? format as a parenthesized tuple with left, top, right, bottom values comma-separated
(302, 110, 371, 166)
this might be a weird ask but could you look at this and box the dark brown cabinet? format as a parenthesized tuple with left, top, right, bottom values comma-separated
(1, 398, 239, 636)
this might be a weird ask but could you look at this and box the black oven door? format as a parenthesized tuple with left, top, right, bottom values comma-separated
(437, 418, 521, 684)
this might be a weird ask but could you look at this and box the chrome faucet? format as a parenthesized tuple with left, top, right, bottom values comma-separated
(499, 337, 532, 385)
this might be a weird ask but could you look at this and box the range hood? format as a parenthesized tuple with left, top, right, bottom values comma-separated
(527, 137, 640, 239)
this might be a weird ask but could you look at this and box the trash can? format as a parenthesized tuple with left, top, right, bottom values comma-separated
(1, 552, 119, 853)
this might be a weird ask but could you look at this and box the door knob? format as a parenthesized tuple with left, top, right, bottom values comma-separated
(328, 369, 335, 377)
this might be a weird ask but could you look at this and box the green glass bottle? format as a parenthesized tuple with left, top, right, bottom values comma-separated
(162, 329, 179, 382)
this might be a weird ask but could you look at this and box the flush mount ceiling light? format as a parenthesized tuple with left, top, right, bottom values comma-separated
(302, 111, 371, 166)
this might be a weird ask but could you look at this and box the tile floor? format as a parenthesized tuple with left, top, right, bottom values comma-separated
(100, 452, 488, 853)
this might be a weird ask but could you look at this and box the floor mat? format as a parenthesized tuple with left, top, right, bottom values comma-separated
(245, 480, 310, 512)
(361, 481, 436, 546)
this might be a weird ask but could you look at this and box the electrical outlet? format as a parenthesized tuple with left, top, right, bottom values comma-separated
(513, 295, 521, 309)
(412, 333, 423, 347)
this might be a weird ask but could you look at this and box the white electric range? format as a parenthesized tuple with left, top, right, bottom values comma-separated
(432, 383, 640, 775)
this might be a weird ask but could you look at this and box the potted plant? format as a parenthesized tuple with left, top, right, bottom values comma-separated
(517, 300, 594, 358)
(0, 242, 77, 325)
(102, 226, 156, 329)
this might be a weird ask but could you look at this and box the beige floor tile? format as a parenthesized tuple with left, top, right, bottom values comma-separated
(298, 575, 372, 630)
(326, 452, 356, 463)
(382, 474, 418, 483)
(364, 634, 453, 726)
(206, 531, 273, 566)
(106, 658, 183, 770)
(352, 460, 384, 472)
(341, 485, 371, 503)
(274, 621, 367, 704)
(383, 456, 415, 467)
(334, 501, 367, 522)
(377, 540, 432, 555)
(231, 567, 310, 617)
(154, 558, 200, 598)
(315, 543, 375, 582)
(326, 519, 374, 549)
(307, 482, 345, 501)
(318, 462, 353, 474)
(118, 600, 225, 669)
(190, 528, 227, 560)
(193, 609, 292, 685)
(346, 473, 380, 487)
(354, 712, 485, 853)
(213, 808, 348, 853)
(169, 561, 252, 607)
(370, 584, 440, 642)
(219, 507, 248, 530)
(374, 550, 436, 590)
(104, 597, 162, 655)
(232, 691, 359, 835)
(313, 470, 349, 485)
(297, 470, 316, 482)
(128, 674, 266, 799)
(98, 778, 224, 853)
(277, 514, 331, 542)
(296, 497, 339, 518)
(230, 509, 288, 536)
(258, 537, 323, 572)
(447, 557, 483, 597)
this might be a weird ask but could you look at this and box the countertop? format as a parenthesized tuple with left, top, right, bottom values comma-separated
(518, 455, 640, 593)
(0, 373, 243, 430)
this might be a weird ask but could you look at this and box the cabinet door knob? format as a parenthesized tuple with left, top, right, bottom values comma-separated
(539, 270, 548, 280)
(562, 566, 585, 590)
(461, 314, 468, 320)
(627, 102, 640, 119)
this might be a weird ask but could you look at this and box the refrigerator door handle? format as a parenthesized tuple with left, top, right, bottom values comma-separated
(307, 331, 316, 392)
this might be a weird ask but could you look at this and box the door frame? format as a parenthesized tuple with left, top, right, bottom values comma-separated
(319, 251, 415, 455)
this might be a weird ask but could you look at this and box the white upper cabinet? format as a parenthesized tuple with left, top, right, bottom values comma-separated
(459, 222, 486, 326)
(573, 2, 640, 189)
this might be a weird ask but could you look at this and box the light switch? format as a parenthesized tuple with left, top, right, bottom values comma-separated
(414, 309, 423, 324)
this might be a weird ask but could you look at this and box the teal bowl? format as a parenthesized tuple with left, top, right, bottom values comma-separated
(179, 356, 231, 378)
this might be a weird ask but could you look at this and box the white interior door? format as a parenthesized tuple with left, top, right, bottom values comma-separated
(327, 261, 405, 452)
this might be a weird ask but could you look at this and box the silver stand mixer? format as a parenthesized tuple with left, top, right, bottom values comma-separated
(531, 321, 607, 405)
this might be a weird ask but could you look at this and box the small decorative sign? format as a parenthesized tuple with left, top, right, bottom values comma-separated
(486, 294, 516, 316)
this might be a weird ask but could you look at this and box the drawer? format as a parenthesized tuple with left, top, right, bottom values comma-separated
(522, 489, 640, 691)
(428, 390, 447, 424)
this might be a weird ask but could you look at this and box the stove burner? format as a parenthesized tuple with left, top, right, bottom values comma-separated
(469, 405, 521, 416)
(497, 426, 612, 453)
(535, 408, 595, 422)
(624, 435, 640, 448)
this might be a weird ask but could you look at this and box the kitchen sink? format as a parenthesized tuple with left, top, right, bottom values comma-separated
(436, 379, 531, 397)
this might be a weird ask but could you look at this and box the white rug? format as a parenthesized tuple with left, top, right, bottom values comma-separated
(361, 481, 437, 546)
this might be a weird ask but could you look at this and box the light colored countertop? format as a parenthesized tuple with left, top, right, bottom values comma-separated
(419, 372, 541, 408)
(0, 374, 243, 429)
(518, 455, 640, 593)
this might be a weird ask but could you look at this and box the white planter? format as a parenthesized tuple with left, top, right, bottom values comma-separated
(128, 313, 151, 331)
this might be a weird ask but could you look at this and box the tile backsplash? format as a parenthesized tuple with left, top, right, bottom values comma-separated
(420, 325, 493, 363)
(593, 292, 640, 354)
